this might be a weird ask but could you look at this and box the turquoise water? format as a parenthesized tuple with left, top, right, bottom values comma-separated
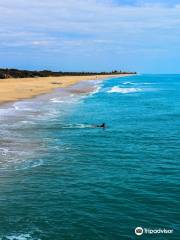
(0, 75, 179, 239)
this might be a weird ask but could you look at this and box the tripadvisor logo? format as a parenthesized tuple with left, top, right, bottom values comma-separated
(135, 227, 143, 236)
(135, 226, 174, 236)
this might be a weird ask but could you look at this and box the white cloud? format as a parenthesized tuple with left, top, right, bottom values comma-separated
(0, 0, 180, 71)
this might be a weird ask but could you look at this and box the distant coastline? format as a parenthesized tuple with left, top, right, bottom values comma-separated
(0, 70, 135, 104)
(0, 68, 136, 79)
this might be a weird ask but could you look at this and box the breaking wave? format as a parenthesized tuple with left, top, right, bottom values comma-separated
(122, 81, 135, 85)
(107, 86, 142, 94)
(3, 233, 37, 240)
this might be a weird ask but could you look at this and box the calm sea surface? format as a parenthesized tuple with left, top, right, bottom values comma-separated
(0, 75, 179, 240)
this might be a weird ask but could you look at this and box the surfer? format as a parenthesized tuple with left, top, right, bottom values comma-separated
(96, 123, 106, 128)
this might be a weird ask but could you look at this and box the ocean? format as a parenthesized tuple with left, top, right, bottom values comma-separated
(0, 74, 179, 240)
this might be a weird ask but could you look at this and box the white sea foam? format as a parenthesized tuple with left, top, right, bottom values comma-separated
(15, 159, 44, 171)
(50, 98, 66, 103)
(142, 82, 153, 85)
(107, 86, 142, 94)
(89, 85, 102, 96)
(5, 233, 34, 240)
(0, 148, 9, 156)
(122, 81, 134, 85)
(122, 81, 153, 85)
(13, 105, 20, 110)
(13, 102, 33, 111)
(50, 96, 82, 104)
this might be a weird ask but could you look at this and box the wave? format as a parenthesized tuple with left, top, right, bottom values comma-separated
(0, 147, 9, 156)
(15, 159, 44, 171)
(89, 85, 102, 96)
(4, 233, 34, 240)
(122, 81, 134, 85)
(0, 153, 44, 171)
(50, 97, 81, 104)
(107, 86, 142, 94)
(13, 102, 34, 111)
(122, 81, 153, 85)
(50, 98, 66, 103)
(51, 85, 102, 103)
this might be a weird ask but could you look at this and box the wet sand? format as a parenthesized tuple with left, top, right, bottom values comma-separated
(0, 74, 132, 104)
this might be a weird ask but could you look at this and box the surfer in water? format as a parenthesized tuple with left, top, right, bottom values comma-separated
(96, 123, 106, 128)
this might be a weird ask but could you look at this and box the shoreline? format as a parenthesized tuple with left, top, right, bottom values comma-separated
(0, 74, 133, 105)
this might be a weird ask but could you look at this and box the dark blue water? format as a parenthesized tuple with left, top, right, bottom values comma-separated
(0, 75, 179, 240)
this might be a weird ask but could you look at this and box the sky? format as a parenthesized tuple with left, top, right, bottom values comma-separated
(0, 0, 180, 73)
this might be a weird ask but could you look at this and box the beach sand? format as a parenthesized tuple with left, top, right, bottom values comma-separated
(0, 74, 131, 104)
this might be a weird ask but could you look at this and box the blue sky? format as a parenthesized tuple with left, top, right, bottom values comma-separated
(0, 0, 180, 73)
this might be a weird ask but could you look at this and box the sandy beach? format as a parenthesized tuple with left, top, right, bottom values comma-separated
(0, 74, 131, 104)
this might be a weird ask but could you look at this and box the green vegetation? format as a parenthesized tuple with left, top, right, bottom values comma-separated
(0, 68, 136, 79)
